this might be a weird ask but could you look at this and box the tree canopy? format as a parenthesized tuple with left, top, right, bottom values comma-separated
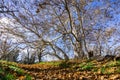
(0, 0, 120, 63)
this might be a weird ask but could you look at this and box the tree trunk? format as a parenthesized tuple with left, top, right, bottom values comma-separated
(73, 41, 84, 59)
(38, 53, 42, 62)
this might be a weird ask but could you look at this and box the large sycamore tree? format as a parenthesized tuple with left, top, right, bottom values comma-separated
(0, 0, 120, 62)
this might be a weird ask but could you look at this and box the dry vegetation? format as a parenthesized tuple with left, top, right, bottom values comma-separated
(1, 59, 120, 80)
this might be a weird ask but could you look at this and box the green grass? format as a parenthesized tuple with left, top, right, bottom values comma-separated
(116, 60, 120, 66)
(1, 73, 15, 80)
(39, 61, 71, 68)
(115, 67, 120, 73)
(0, 68, 4, 79)
(82, 62, 94, 70)
(105, 61, 117, 67)
(93, 67, 98, 72)
(2, 59, 120, 79)
(100, 67, 106, 74)
(79, 62, 94, 71)
(0, 68, 4, 73)
(79, 62, 86, 68)
(59, 61, 70, 68)
(25, 75, 32, 80)
(39, 61, 62, 66)
(9, 65, 24, 75)
(0, 60, 17, 66)
(0, 60, 26, 80)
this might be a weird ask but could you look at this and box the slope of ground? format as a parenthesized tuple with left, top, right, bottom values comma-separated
(0, 60, 32, 80)
(1, 59, 120, 80)
(18, 59, 120, 80)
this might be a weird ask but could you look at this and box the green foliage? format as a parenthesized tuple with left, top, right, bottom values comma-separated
(100, 67, 112, 75)
(93, 67, 98, 72)
(3, 73, 15, 80)
(105, 72, 112, 75)
(0, 68, 4, 74)
(0, 60, 17, 66)
(116, 60, 120, 66)
(9, 65, 24, 75)
(105, 60, 120, 67)
(79, 62, 94, 71)
(25, 75, 32, 80)
(105, 61, 117, 67)
(59, 61, 70, 68)
(39, 61, 71, 68)
(79, 62, 86, 68)
(100, 67, 106, 74)
(39, 61, 61, 66)
(0, 68, 4, 79)
(116, 68, 120, 73)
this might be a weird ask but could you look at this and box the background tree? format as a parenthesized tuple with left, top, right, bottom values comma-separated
(0, 36, 19, 62)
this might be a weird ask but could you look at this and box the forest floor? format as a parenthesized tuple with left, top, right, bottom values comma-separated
(1, 59, 120, 80)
